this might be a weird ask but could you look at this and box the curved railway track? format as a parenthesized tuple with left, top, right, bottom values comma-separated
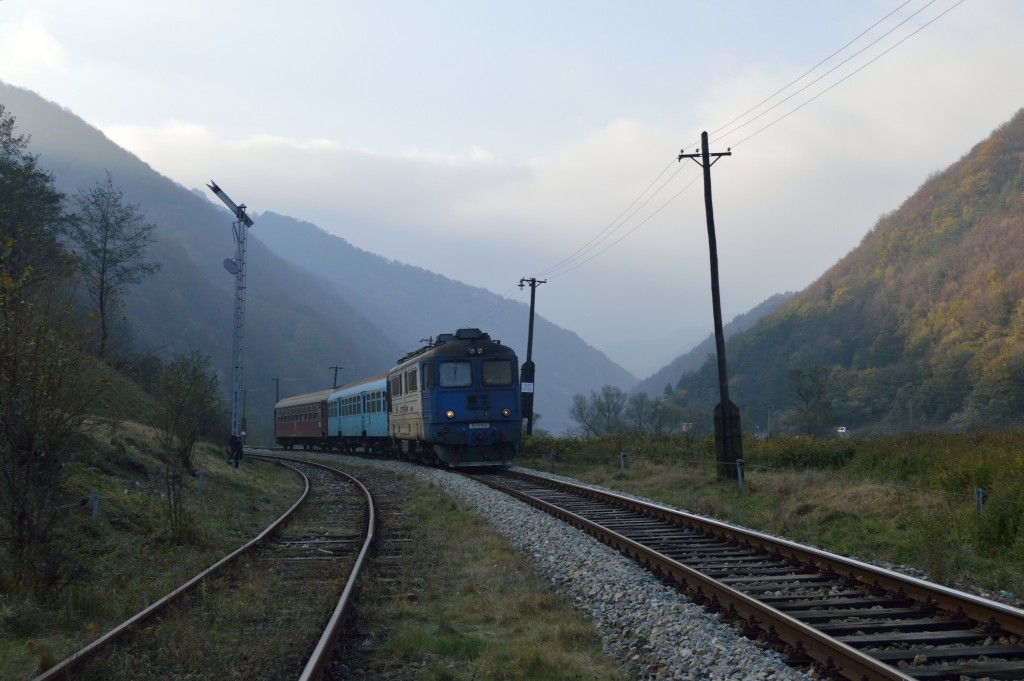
(34, 457, 374, 681)
(469, 469, 1024, 681)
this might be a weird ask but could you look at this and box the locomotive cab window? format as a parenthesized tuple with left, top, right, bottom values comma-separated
(422, 362, 434, 389)
(438, 361, 472, 387)
(482, 359, 514, 386)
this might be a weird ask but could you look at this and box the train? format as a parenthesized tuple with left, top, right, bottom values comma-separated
(273, 328, 522, 467)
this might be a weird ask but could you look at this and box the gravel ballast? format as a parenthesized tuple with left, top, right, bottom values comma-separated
(327, 456, 815, 681)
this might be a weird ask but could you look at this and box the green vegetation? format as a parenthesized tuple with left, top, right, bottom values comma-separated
(343, 467, 624, 681)
(68, 170, 161, 358)
(667, 109, 1024, 436)
(522, 432, 1024, 597)
(0, 103, 271, 679)
(0, 423, 301, 680)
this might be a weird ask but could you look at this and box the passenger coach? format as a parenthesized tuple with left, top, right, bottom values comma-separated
(273, 388, 332, 450)
(326, 373, 389, 452)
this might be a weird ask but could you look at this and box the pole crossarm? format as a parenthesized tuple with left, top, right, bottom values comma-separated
(329, 365, 347, 389)
(678, 146, 731, 167)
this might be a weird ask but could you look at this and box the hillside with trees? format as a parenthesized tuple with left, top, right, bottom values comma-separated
(669, 108, 1024, 436)
(0, 83, 635, 437)
(632, 292, 793, 398)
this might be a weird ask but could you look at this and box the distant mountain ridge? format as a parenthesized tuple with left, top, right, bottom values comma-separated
(670, 108, 1024, 435)
(252, 212, 637, 433)
(632, 292, 793, 398)
(1, 82, 634, 436)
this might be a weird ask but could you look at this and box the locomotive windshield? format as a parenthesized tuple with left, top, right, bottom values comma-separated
(482, 359, 514, 386)
(438, 361, 472, 387)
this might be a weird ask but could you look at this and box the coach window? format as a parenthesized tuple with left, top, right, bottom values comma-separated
(482, 359, 514, 386)
(439, 361, 472, 387)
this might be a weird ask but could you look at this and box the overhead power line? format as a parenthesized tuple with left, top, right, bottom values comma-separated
(707, 0, 920, 141)
(528, 0, 967, 285)
(726, 0, 967, 150)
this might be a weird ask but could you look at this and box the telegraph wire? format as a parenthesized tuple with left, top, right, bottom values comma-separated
(707, 0, 919, 141)
(465, 0, 966, 326)
(468, 283, 530, 327)
(711, 0, 949, 149)
(545, 167, 702, 280)
(530, 0, 965, 285)
(533, 159, 678, 279)
(468, 160, 693, 324)
(727, 0, 966, 150)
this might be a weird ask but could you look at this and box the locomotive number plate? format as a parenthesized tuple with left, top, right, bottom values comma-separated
(468, 422, 490, 429)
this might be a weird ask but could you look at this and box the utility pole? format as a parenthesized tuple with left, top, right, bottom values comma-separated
(679, 132, 742, 480)
(272, 377, 281, 403)
(518, 277, 546, 436)
(241, 388, 248, 448)
(330, 365, 346, 389)
(208, 181, 254, 466)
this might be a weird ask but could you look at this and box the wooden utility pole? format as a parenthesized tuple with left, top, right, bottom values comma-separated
(679, 131, 742, 480)
(519, 277, 546, 436)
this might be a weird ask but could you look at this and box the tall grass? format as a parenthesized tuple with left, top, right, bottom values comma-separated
(346, 471, 623, 681)
(521, 431, 1024, 598)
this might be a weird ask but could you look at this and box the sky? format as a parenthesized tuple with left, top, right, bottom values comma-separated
(3, 0, 1023, 377)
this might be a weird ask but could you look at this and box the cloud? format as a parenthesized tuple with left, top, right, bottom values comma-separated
(93, 0, 1024, 370)
(0, 15, 66, 83)
(100, 116, 710, 353)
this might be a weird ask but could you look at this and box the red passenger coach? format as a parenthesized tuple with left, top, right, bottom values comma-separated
(274, 388, 333, 450)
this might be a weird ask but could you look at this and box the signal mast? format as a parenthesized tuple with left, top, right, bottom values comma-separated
(208, 181, 254, 464)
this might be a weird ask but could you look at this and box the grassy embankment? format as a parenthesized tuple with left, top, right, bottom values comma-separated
(0, 422, 302, 680)
(2, 361, 623, 680)
(336, 462, 625, 681)
(520, 432, 1024, 598)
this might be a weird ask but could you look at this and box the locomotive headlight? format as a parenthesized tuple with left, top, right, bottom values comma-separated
(446, 410, 455, 419)
(502, 408, 511, 417)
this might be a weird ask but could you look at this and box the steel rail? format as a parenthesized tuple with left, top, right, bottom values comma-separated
(267, 456, 377, 681)
(473, 471, 921, 681)
(33, 460, 311, 681)
(503, 469, 1024, 638)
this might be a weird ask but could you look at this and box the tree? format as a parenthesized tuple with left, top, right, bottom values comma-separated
(624, 392, 669, 435)
(69, 171, 160, 358)
(786, 366, 836, 436)
(0, 107, 91, 591)
(157, 353, 219, 541)
(569, 386, 628, 436)
(0, 105, 69, 282)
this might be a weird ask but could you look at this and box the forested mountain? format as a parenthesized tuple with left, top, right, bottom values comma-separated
(672, 108, 1024, 436)
(252, 212, 637, 434)
(1, 83, 633, 437)
(633, 292, 792, 398)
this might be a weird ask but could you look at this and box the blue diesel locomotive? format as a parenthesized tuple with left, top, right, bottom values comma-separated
(273, 329, 521, 467)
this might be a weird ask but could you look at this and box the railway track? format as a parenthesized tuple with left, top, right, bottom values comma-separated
(34, 457, 375, 681)
(469, 469, 1024, 681)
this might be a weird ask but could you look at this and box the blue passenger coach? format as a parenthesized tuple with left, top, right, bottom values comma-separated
(326, 373, 389, 452)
